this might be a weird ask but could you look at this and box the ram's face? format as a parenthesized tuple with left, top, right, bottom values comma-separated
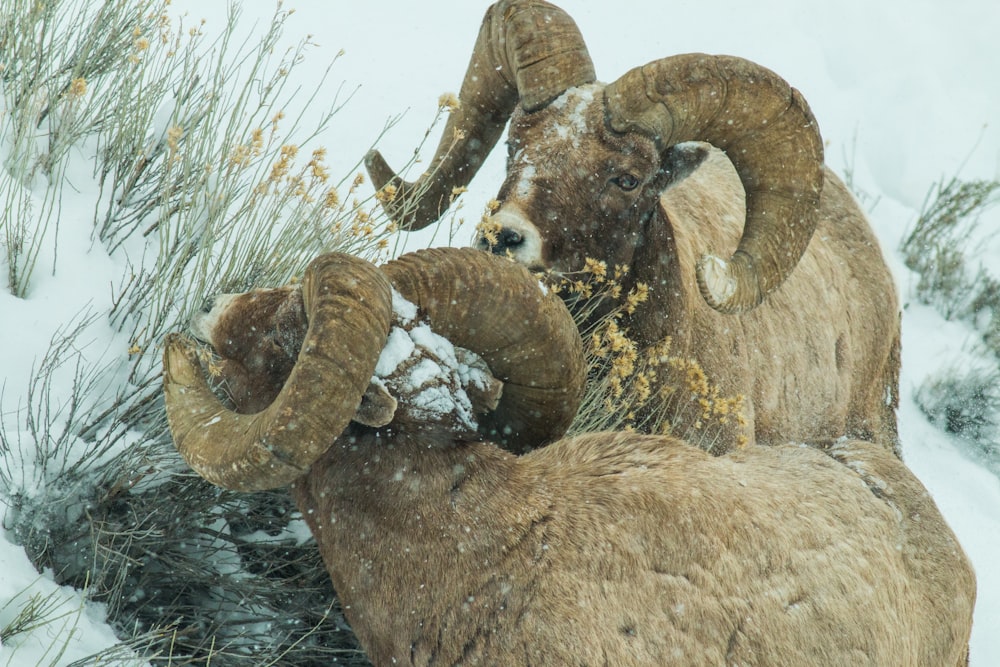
(478, 84, 665, 277)
(190, 286, 306, 412)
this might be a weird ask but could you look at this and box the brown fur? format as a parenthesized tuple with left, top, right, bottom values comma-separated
(190, 287, 968, 667)
(492, 96, 900, 453)
(291, 427, 973, 666)
(191, 286, 305, 412)
(651, 149, 901, 451)
(366, 1, 900, 454)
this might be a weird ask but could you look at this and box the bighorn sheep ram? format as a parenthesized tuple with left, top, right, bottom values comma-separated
(365, 0, 902, 454)
(163, 248, 973, 666)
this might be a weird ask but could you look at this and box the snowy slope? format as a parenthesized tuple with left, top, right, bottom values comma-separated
(1, 0, 997, 664)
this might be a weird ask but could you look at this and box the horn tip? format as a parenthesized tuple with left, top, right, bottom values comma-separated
(696, 254, 753, 314)
(364, 149, 397, 191)
(163, 333, 205, 388)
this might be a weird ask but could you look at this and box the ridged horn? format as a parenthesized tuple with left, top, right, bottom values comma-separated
(365, 0, 595, 230)
(383, 247, 586, 453)
(163, 254, 393, 492)
(604, 53, 825, 313)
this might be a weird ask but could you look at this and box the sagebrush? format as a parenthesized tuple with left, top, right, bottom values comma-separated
(0, 0, 409, 663)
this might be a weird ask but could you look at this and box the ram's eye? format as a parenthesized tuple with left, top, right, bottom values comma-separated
(613, 174, 640, 191)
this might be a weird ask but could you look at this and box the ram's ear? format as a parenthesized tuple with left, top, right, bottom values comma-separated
(354, 381, 398, 428)
(455, 348, 504, 414)
(654, 141, 710, 192)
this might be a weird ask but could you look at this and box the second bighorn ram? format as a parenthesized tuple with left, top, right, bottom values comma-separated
(365, 0, 902, 453)
(163, 248, 974, 666)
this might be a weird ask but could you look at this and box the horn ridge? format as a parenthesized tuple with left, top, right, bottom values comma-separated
(605, 53, 824, 313)
(163, 253, 394, 492)
(367, 0, 595, 231)
(381, 247, 585, 453)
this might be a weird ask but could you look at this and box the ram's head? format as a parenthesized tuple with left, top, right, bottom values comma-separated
(365, 0, 823, 315)
(162, 248, 586, 491)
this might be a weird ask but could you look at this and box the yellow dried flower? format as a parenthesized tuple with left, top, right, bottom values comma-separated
(323, 187, 340, 209)
(684, 364, 709, 396)
(167, 125, 183, 152)
(438, 92, 461, 111)
(308, 156, 329, 182)
(268, 144, 298, 182)
(250, 128, 264, 154)
(289, 175, 310, 199)
(583, 257, 607, 281)
(624, 282, 649, 314)
(375, 184, 398, 203)
(476, 218, 502, 247)
(67, 77, 87, 99)
(633, 373, 651, 404)
(590, 330, 608, 358)
(609, 375, 623, 399)
(229, 144, 251, 168)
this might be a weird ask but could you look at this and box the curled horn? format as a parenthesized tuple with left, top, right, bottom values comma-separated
(162, 254, 393, 492)
(383, 248, 586, 453)
(604, 54, 825, 314)
(365, 0, 595, 230)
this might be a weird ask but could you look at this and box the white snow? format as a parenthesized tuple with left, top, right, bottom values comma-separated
(372, 292, 493, 431)
(1, 0, 998, 664)
(390, 287, 418, 325)
(514, 160, 536, 199)
(548, 84, 599, 146)
(374, 326, 417, 377)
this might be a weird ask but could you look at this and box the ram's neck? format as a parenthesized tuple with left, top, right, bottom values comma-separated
(625, 230, 688, 349)
(289, 429, 551, 665)
(627, 147, 750, 351)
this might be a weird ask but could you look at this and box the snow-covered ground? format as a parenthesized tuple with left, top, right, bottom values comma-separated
(1, 0, 997, 664)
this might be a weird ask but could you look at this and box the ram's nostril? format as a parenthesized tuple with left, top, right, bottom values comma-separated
(498, 229, 523, 247)
(478, 228, 526, 255)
